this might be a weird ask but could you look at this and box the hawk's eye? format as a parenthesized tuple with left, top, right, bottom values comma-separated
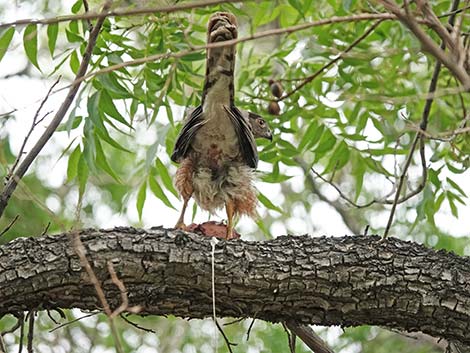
(258, 119, 266, 127)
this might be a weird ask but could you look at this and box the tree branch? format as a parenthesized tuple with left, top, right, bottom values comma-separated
(378, 0, 470, 87)
(61, 13, 399, 91)
(0, 0, 249, 30)
(383, 0, 461, 239)
(1, 227, 470, 349)
(0, 2, 111, 219)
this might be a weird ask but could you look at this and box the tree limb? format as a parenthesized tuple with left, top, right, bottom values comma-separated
(378, 0, 470, 87)
(1, 227, 470, 349)
(0, 0, 249, 30)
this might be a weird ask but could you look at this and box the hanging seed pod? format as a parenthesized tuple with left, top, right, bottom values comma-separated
(268, 79, 283, 98)
(268, 101, 281, 115)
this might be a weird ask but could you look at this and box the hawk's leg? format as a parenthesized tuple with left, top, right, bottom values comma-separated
(225, 199, 235, 239)
(175, 195, 190, 230)
(174, 158, 194, 230)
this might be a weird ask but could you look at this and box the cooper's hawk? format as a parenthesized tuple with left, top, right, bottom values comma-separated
(171, 12, 272, 239)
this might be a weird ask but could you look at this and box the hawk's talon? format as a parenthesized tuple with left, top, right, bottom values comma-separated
(174, 221, 188, 231)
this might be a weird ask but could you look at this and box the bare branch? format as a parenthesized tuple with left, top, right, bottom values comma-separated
(378, 0, 470, 87)
(409, 122, 470, 140)
(279, 19, 384, 101)
(295, 157, 362, 234)
(27, 311, 34, 353)
(0, 215, 19, 238)
(383, 0, 461, 239)
(49, 312, 99, 333)
(286, 322, 335, 353)
(4, 77, 61, 185)
(0, 0, 250, 30)
(282, 323, 297, 353)
(0, 2, 111, 219)
(120, 314, 156, 334)
(215, 320, 236, 353)
(107, 262, 130, 318)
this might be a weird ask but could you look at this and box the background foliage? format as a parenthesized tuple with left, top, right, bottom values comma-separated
(1, 0, 469, 352)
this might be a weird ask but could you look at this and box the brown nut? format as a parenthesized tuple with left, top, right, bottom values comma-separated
(268, 101, 281, 115)
(268, 79, 283, 98)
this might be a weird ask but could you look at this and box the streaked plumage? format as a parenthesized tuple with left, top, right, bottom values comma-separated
(171, 12, 271, 238)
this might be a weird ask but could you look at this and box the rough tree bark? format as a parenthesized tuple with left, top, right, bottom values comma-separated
(0, 227, 469, 347)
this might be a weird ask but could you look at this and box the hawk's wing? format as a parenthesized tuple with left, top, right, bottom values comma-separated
(171, 105, 205, 163)
(224, 106, 258, 168)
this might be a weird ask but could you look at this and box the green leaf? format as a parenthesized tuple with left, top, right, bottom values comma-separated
(258, 192, 283, 214)
(148, 176, 176, 210)
(447, 192, 459, 218)
(0, 27, 15, 63)
(155, 158, 178, 197)
(288, 0, 304, 14)
(71, 0, 82, 13)
(314, 129, 336, 156)
(191, 202, 197, 222)
(67, 145, 81, 182)
(77, 153, 89, 198)
(69, 50, 80, 74)
(446, 177, 467, 197)
(351, 154, 366, 201)
(23, 24, 40, 71)
(180, 52, 205, 62)
(298, 121, 319, 151)
(94, 137, 122, 183)
(47, 23, 58, 56)
(324, 140, 350, 173)
(136, 181, 147, 221)
(98, 73, 132, 99)
(99, 90, 133, 129)
(87, 91, 131, 153)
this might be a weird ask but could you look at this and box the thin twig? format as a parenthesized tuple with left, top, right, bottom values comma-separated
(295, 157, 361, 234)
(286, 322, 336, 353)
(383, 0, 461, 239)
(120, 314, 156, 334)
(0, 109, 17, 118)
(4, 77, 61, 184)
(383, 133, 421, 238)
(379, 0, 470, 86)
(0, 215, 19, 237)
(46, 310, 60, 325)
(0, 334, 5, 353)
(246, 318, 256, 341)
(18, 317, 24, 353)
(27, 311, 35, 353)
(282, 323, 296, 353)
(309, 167, 379, 208)
(82, 0, 93, 31)
(49, 312, 99, 333)
(0, 0, 250, 30)
(215, 320, 236, 353)
(438, 4, 470, 18)
(0, 1, 110, 219)
(342, 83, 470, 104)
(223, 317, 244, 326)
(40, 222, 51, 236)
(279, 19, 384, 101)
(107, 262, 129, 318)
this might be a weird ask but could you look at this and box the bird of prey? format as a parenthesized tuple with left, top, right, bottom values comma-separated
(171, 12, 272, 239)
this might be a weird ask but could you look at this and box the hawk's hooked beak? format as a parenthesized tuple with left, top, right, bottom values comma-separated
(266, 129, 273, 141)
